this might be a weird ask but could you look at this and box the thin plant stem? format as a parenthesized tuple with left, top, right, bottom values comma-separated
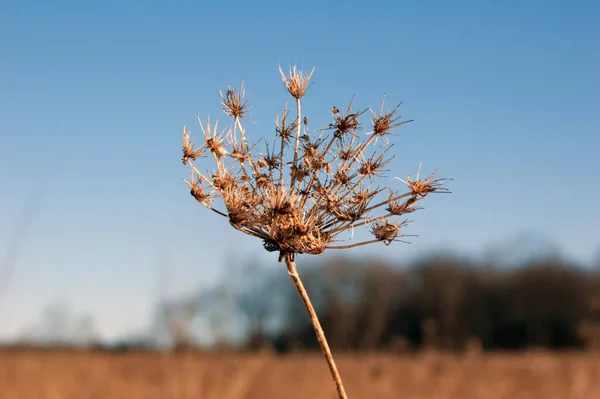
(290, 97, 302, 192)
(285, 255, 348, 399)
(326, 239, 380, 250)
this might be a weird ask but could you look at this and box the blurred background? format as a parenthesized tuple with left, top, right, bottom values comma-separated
(1, 0, 599, 398)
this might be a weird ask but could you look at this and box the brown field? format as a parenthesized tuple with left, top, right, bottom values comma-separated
(1, 349, 599, 399)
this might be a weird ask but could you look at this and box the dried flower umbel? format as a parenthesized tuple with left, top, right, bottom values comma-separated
(180, 67, 450, 398)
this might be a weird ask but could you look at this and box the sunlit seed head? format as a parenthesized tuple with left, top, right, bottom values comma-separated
(180, 66, 450, 261)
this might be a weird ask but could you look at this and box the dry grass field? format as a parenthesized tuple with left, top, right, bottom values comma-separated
(1, 349, 599, 399)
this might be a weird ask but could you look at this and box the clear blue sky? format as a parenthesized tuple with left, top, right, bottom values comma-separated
(1, 0, 598, 342)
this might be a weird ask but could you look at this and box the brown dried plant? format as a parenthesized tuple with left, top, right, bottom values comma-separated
(179, 66, 450, 398)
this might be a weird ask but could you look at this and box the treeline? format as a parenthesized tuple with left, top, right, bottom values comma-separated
(235, 254, 600, 353)
(14, 248, 600, 353)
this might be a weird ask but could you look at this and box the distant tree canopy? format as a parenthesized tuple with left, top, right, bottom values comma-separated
(245, 254, 600, 353)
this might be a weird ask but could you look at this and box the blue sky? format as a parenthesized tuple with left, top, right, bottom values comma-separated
(1, 0, 598, 342)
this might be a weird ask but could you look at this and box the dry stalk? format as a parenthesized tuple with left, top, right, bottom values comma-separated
(285, 254, 347, 398)
(179, 66, 451, 398)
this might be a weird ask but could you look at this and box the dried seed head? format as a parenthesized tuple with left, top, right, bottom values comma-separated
(372, 113, 393, 136)
(386, 191, 419, 215)
(181, 127, 204, 164)
(227, 204, 252, 226)
(279, 65, 314, 99)
(349, 188, 379, 206)
(181, 67, 450, 261)
(408, 178, 438, 197)
(229, 144, 250, 164)
(220, 81, 251, 119)
(328, 100, 365, 139)
(256, 158, 268, 169)
(268, 187, 298, 217)
(255, 173, 270, 189)
(261, 154, 279, 170)
(337, 146, 355, 163)
(333, 169, 351, 186)
(186, 174, 213, 204)
(396, 167, 450, 199)
(370, 96, 413, 139)
(334, 206, 365, 223)
(200, 118, 229, 159)
(275, 108, 298, 143)
(212, 170, 237, 191)
(290, 164, 310, 182)
(358, 152, 392, 177)
(369, 220, 402, 245)
(206, 137, 228, 159)
(224, 189, 257, 227)
(323, 194, 342, 212)
(303, 146, 328, 172)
